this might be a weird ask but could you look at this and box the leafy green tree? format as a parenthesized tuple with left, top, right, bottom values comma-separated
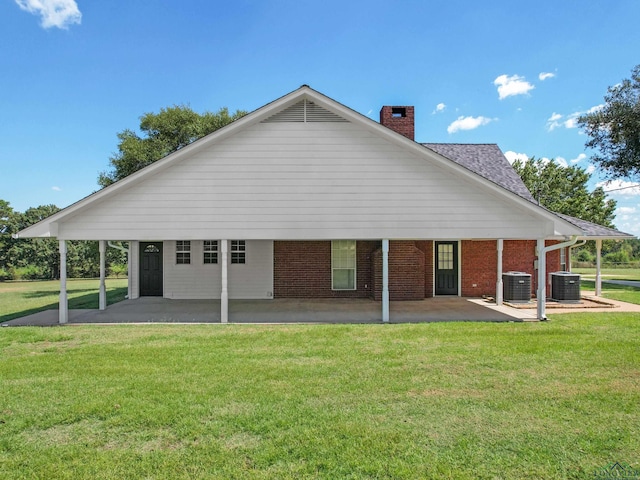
(99, 105, 246, 187)
(578, 65, 640, 180)
(513, 157, 617, 227)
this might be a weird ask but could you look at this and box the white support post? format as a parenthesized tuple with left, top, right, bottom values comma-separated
(382, 239, 389, 323)
(536, 239, 546, 320)
(99, 240, 107, 310)
(595, 239, 602, 296)
(221, 240, 229, 324)
(496, 239, 504, 306)
(127, 241, 132, 300)
(59, 240, 68, 324)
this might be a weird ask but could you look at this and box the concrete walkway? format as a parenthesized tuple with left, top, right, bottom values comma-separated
(3, 296, 539, 326)
(4, 294, 637, 327)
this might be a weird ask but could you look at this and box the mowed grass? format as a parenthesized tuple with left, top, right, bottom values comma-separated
(0, 279, 128, 322)
(580, 279, 640, 305)
(1, 315, 639, 479)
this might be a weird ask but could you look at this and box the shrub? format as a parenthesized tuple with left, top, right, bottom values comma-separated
(11, 266, 43, 280)
(603, 251, 631, 264)
(109, 264, 128, 278)
(0, 268, 12, 281)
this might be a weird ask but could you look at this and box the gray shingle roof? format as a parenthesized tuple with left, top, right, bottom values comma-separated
(555, 213, 634, 239)
(422, 143, 634, 239)
(423, 143, 536, 203)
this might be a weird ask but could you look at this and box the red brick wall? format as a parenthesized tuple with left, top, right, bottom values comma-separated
(461, 240, 562, 297)
(273, 241, 378, 298)
(461, 240, 498, 297)
(372, 241, 425, 300)
(415, 241, 434, 298)
(274, 239, 562, 300)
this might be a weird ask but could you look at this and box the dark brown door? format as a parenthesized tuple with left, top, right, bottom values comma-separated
(435, 241, 458, 295)
(140, 242, 163, 296)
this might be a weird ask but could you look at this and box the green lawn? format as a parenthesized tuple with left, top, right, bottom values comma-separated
(580, 279, 640, 305)
(0, 279, 128, 322)
(573, 267, 640, 281)
(1, 315, 638, 479)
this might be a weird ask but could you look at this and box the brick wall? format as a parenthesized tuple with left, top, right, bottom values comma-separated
(461, 240, 562, 297)
(274, 239, 561, 300)
(415, 241, 434, 297)
(273, 241, 378, 298)
(372, 241, 426, 300)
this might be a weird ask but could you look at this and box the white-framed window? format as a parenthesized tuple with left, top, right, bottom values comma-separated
(204, 241, 218, 264)
(231, 240, 246, 264)
(332, 240, 356, 290)
(560, 247, 567, 271)
(176, 241, 191, 264)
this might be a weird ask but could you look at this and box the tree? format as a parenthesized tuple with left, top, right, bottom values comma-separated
(98, 105, 246, 187)
(578, 65, 640, 180)
(513, 157, 617, 227)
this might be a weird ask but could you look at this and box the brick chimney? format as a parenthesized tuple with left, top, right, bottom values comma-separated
(379, 106, 414, 141)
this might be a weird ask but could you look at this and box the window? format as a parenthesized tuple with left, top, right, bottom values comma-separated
(204, 241, 218, 264)
(176, 241, 191, 264)
(332, 240, 356, 290)
(560, 248, 567, 271)
(231, 240, 246, 264)
(437, 243, 454, 270)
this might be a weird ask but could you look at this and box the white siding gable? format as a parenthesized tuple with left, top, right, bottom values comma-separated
(57, 121, 554, 241)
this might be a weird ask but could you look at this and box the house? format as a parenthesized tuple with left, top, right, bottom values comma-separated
(15, 85, 633, 323)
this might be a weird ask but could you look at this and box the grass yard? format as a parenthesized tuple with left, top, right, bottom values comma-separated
(1, 315, 638, 479)
(573, 267, 640, 281)
(0, 279, 128, 322)
(580, 279, 640, 305)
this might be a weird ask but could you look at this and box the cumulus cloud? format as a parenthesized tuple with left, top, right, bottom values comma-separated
(15, 0, 81, 29)
(570, 153, 587, 164)
(555, 157, 568, 168)
(586, 165, 596, 175)
(447, 115, 492, 134)
(546, 104, 605, 131)
(597, 180, 640, 196)
(493, 74, 535, 100)
(432, 103, 446, 114)
(504, 151, 529, 164)
(539, 72, 555, 81)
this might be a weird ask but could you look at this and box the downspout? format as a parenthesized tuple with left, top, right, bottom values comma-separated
(108, 241, 129, 253)
(537, 236, 579, 320)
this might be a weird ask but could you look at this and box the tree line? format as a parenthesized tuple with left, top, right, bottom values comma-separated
(2, 65, 639, 280)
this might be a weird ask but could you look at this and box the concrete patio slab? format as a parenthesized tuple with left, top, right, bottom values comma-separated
(5, 293, 637, 327)
(3, 296, 537, 326)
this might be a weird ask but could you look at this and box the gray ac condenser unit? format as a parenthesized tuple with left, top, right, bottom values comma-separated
(502, 272, 531, 302)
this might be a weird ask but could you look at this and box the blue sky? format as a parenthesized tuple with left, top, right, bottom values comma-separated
(2, 0, 639, 236)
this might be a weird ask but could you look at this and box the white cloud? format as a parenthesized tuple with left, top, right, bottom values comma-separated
(504, 151, 529, 164)
(493, 74, 535, 100)
(52, 186, 61, 191)
(539, 72, 556, 81)
(618, 206, 636, 214)
(597, 180, 640, 196)
(555, 157, 568, 168)
(570, 153, 587, 164)
(447, 115, 492, 134)
(432, 103, 446, 114)
(586, 165, 596, 174)
(15, 0, 81, 29)
(546, 104, 605, 131)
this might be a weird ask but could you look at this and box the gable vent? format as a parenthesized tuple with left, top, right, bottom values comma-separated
(262, 99, 348, 123)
